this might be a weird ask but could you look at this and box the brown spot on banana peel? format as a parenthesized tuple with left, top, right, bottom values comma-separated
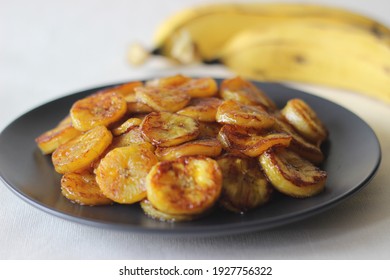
(294, 55, 307, 64)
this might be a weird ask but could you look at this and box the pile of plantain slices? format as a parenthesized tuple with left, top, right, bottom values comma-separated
(35, 75, 328, 222)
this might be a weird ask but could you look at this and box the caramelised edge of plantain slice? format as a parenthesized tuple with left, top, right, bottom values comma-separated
(61, 170, 113, 206)
(259, 148, 327, 198)
(217, 153, 273, 213)
(218, 124, 292, 157)
(140, 199, 205, 223)
(155, 138, 222, 161)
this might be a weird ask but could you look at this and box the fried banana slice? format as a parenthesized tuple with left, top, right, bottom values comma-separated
(104, 81, 143, 98)
(112, 118, 142, 136)
(145, 74, 191, 87)
(95, 144, 158, 204)
(140, 199, 203, 222)
(111, 126, 152, 148)
(217, 154, 272, 213)
(274, 117, 324, 164)
(281, 99, 328, 145)
(146, 156, 222, 215)
(220, 76, 276, 110)
(218, 125, 292, 157)
(155, 138, 222, 161)
(52, 126, 112, 174)
(216, 100, 275, 129)
(35, 119, 81, 154)
(135, 86, 191, 112)
(141, 112, 199, 147)
(259, 148, 327, 198)
(175, 77, 218, 98)
(177, 97, 222, 122)
(70, 91, 127, 131)
(61, 170, 112, 206)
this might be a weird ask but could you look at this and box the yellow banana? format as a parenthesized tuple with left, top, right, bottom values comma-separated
(148, 3, 390, 62)
(217, 22, 390, 103)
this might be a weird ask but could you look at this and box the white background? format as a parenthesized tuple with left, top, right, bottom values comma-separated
(1, 0, 390, 259)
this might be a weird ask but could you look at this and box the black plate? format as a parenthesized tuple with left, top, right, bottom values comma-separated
(0, 81, 381, 236)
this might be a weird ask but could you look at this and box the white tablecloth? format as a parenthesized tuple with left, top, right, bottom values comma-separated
(1, 0, 390, 259)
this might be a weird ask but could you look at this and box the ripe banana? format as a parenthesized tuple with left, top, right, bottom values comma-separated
(129, 3, 390, 103)
(150, 3, 390, 62)
(217, 22, 390, 103)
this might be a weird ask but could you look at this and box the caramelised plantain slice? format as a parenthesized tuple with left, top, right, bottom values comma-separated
(112, 117, 142, 136)
(35, 117, 81, 154)
(135, 86, 191, 112)
(220, 76, 276, 110)
(259, 148, 327, 198)
(218, 125, 292, 157)
(281, 98, 328, 145)
(123, 91, 154, 114)
(104, 81, 143, 99)
(146, 156, 222, 215)
(140, 199, 203, 222)
(273, 117, 324, 164)
(110, 126, 153, 149)
(177, 97, 222, 122)
(61, 170, 112, 206)
(52, 125, 113, 174)
(216, 100, 275, 129)
(140, 112, 199, 147)
(145, 74, 191, 88)
(217, 154, 273, 213)
(70, 91, 127, 131)
(175, 77, 218, 98)
(155, 138, 222, 161)
(95, 144, 158, 204)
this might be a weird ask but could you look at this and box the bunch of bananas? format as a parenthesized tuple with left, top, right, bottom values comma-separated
(128, 3, 390, 104)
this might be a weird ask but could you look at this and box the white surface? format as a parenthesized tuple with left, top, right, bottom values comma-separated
(1, 0, 390, 259)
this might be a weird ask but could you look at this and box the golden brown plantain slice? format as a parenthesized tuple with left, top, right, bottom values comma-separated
(95, 144, 158, 204)
(281, 98, 328, 145)
(273, 117, 324, 164)
(61, 170, 112, 206)
(216, 100, 275, 129)
(146, 156, 222, 215)
(217, 154, 273, 213)
(145, 74, 191, 88)
(140, 199, 203, 222)
(35, 121, 81, 154)
(112, 118, 142, 136)
(259, 148, 327, 198)
(135, 86, 191, 112)
(140, 112, 199, 147)
(175, 77, 218, 98)
(52, 126, 113, 174)
(177, 97, 222, 122)
(155, 138, 222, 161)
(218, 125, 292, 157)
(104, 81, 143, 98)
(70, 91, 127, 131)
(220, 76, 276, 110)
